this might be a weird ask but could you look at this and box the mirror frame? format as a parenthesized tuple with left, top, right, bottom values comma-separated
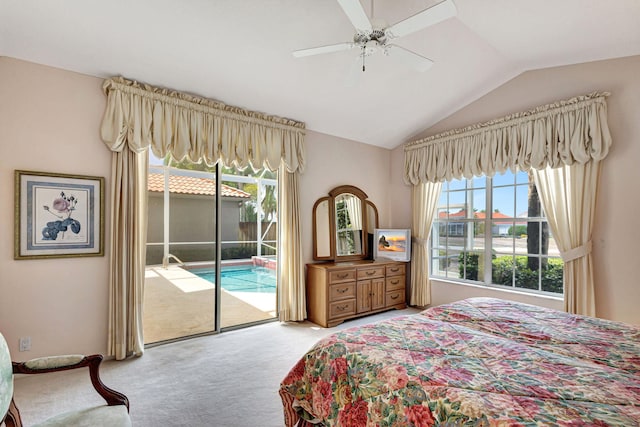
(312, 185, 379, 262)
(312, 196, 334, 260)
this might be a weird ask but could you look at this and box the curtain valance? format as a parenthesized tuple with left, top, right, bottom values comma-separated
(404, 92, 611, 184)
(100, 77, 306, 173)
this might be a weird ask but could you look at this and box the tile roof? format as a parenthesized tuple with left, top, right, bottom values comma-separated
(148, 173, 251, 198)
(439, 209, 528, 225)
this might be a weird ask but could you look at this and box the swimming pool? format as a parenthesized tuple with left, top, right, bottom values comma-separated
(191, 265, 276, 293)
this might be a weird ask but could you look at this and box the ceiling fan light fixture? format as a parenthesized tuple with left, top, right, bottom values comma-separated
(363, 40, 379, 56)
(293, 0, 457, 73)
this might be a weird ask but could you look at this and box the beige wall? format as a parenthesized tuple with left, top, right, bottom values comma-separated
(299, 130, 396, 266)
(0, 57, 111, 357)
(391, 55, 640, 324)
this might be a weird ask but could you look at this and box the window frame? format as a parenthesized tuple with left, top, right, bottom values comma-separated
(429, 170, 563, 296)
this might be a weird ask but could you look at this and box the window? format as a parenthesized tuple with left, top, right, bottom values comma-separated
(334, 194, 359, 255)
(430, 169, 563, 295)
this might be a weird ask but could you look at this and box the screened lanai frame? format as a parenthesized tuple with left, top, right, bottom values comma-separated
(146, 160, 278, 267)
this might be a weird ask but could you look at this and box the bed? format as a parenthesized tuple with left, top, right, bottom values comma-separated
(279, 297, 640, 426)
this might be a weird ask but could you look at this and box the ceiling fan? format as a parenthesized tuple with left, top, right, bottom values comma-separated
(292, 0, 457, 73)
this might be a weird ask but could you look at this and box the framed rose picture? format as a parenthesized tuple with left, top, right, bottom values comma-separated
(15, 170, 104, 260)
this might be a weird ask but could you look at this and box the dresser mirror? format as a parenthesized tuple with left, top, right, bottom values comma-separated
(313, 197, 332, 259)
(312, 185, 379, 261)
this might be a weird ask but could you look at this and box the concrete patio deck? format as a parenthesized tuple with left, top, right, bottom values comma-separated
(143, 266, 277, 343)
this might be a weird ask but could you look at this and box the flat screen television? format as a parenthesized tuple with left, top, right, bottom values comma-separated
(373, 228, 411, 262)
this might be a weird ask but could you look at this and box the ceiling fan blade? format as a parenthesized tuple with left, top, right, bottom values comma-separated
(292, 42, 356, 58)
(385, 0, 457, 40)
(386, 45, 434, 72)
(336, 0, 372, 33)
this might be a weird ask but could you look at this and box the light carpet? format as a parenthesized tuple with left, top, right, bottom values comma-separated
(12, 307, 422, 426)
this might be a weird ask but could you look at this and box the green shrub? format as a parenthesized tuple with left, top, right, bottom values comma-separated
(221, 244, 276, 260)
(508, 225, 527, 237)
(541, 258, 564, 293)
(458, 251, 497, 281)
(491, 255, 563, 293)
(145, 244, 277, 266)
(221, 245, 257, 260)
(491, 256, 515, 285)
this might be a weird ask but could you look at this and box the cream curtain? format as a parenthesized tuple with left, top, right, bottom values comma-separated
(345, 195, 363, 230)
(278, 164, 306, 321)
(101, 77, 306, 358)
(410, 181, 442, 307)
(532, 162, 601, 316)
(344, 196, 363, 255)
(404, 92, 612, 314)
(107, 149, 147, 359)
(101, 77, 305, 170)
(404, 92, 611, 184)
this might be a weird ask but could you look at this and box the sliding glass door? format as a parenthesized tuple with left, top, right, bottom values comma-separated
(144, 160, 218, 343)
(219, 167, 278, 329)
(144, 153, 277, 344)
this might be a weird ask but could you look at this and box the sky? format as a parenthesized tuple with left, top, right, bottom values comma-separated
(442, 170, 532, 218)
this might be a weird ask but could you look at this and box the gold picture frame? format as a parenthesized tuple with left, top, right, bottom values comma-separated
(14, 170, 104, 260)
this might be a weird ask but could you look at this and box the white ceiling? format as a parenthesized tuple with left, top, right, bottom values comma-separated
(1, 0, 639, 149)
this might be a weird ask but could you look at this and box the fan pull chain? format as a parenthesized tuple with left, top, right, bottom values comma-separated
(361, 46, 366, 72)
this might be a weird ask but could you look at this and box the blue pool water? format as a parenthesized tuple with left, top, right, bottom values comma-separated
(191, 266, 276, 293)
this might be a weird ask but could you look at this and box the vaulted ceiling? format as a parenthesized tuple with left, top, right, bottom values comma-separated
(1, 0, 639, 149)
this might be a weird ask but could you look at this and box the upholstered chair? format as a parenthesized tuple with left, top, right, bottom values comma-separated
(0, 333, 131, 427)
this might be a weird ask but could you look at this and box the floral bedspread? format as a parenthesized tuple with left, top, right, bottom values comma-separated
(279, 297, 640, 426)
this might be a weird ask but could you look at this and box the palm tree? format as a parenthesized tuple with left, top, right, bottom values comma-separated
(261, 184, 277, 221)
(527, 171, 548, 270)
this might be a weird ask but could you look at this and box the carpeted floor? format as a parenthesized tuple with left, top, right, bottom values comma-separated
(12, 307, 422, 427)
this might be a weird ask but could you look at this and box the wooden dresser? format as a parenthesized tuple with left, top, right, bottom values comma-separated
(306, 260, 407, 327)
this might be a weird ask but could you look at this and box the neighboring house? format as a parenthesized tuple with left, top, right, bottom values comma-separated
(146, 172, 251, 264)
(438, 209, 527, 237)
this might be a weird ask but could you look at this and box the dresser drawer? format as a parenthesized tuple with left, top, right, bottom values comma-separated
(386, 264, 406, 277)
(386, 275, 405, 291)
(386, 290, 405, 306)
(329, 282, 356, 301)
(357, 267, 385, 280)
(329, 299, 356, 318)
(329, 269, 356, 284)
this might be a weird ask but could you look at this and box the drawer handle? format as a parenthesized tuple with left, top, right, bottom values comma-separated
(337, 273, 349, 279)
(391, 279, 399, 285)
(390, 267, 400, 272)
(366, 271, 375, 276)
(390, 295, 399, 300)
(336, 304, 348, 312)
(337, 287, 349, 294)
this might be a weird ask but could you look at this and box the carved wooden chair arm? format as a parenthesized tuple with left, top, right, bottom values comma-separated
(12, 354, 129, 410)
